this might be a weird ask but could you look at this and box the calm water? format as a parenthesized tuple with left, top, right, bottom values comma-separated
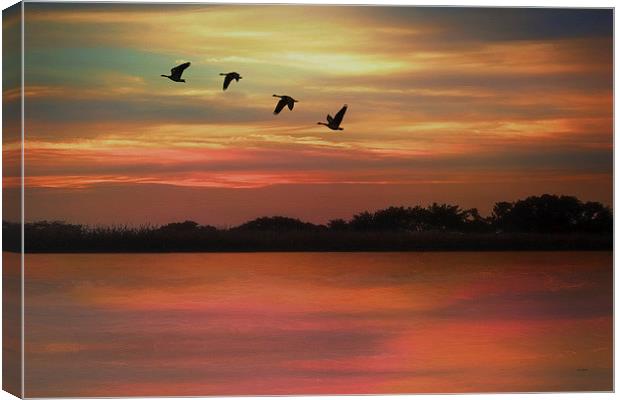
(24, 252, 612, 396)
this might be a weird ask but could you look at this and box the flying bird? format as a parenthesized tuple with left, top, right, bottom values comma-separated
(318, 104, 348, 130)
(219, 72, 242, 90)
(272, 95, 298, 114)
(161, 62, 191, 82)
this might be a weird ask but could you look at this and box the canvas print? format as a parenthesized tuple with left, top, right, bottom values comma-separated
(2, 2, 613, 397)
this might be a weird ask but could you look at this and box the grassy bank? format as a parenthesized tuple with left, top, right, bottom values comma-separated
(4, 194, 612, 252)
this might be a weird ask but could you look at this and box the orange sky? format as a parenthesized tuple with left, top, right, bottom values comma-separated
(3, 5, 613, 225)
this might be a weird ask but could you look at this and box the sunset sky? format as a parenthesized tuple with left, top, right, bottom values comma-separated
(5, 4, 613, 226)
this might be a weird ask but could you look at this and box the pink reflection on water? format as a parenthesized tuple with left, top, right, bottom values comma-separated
(25, 252, 612, 396)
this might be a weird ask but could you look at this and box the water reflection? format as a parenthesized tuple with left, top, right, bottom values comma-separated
(25, 252, 612, 396)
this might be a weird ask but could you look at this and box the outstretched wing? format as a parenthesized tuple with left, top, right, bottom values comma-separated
(287, 99, 295, 110)
(171, 62, 191, 79)
(332, 105, 348, 125)
(223, 74, 233, 90)
(274, 98, 287, 114)
(326, 114, 333, 123)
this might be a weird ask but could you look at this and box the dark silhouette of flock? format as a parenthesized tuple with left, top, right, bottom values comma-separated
(161, 62, 348, 130)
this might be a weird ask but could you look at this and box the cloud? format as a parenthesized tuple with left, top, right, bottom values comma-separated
(13, 3, 612, 225)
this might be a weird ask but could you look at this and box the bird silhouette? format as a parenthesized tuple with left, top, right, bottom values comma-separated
(219, 72, 242, 90)
(161, 62, 191, 82)
(272, 95, 298, 114)
(318, 105, 348, 130)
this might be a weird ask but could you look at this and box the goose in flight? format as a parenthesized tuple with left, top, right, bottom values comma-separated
(272, 95, 298, 115)
(161, 62, 191, 82)
(220, 72, 242, 91)
(318, 105, 348, 130)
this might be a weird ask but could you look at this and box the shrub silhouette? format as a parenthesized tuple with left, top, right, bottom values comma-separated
(158, 220, 216, 233)
(234, 216, 324, 231)
(327, 218, 349, 230)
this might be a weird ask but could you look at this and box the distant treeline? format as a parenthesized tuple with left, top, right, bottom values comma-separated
(3, 194, 612, 253)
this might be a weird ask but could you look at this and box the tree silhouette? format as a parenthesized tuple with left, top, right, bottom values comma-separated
(491, 195, 611, 233)
(347, 203, 481, 232)
(580, 201, 613, 232)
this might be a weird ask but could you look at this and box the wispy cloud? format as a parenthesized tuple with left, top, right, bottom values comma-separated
(13, 4, 612, 223)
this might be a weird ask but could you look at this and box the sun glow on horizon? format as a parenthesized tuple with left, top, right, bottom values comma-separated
(4, 4, 611, 224)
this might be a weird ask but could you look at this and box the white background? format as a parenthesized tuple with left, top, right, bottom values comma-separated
(0, 0, 615, 399)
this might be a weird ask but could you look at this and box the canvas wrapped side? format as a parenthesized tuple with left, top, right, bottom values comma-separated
(3, 2, 23, 398)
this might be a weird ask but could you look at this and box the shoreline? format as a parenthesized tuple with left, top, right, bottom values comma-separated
(6, 232, 612, 253)
(8, 249, 614, 254)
